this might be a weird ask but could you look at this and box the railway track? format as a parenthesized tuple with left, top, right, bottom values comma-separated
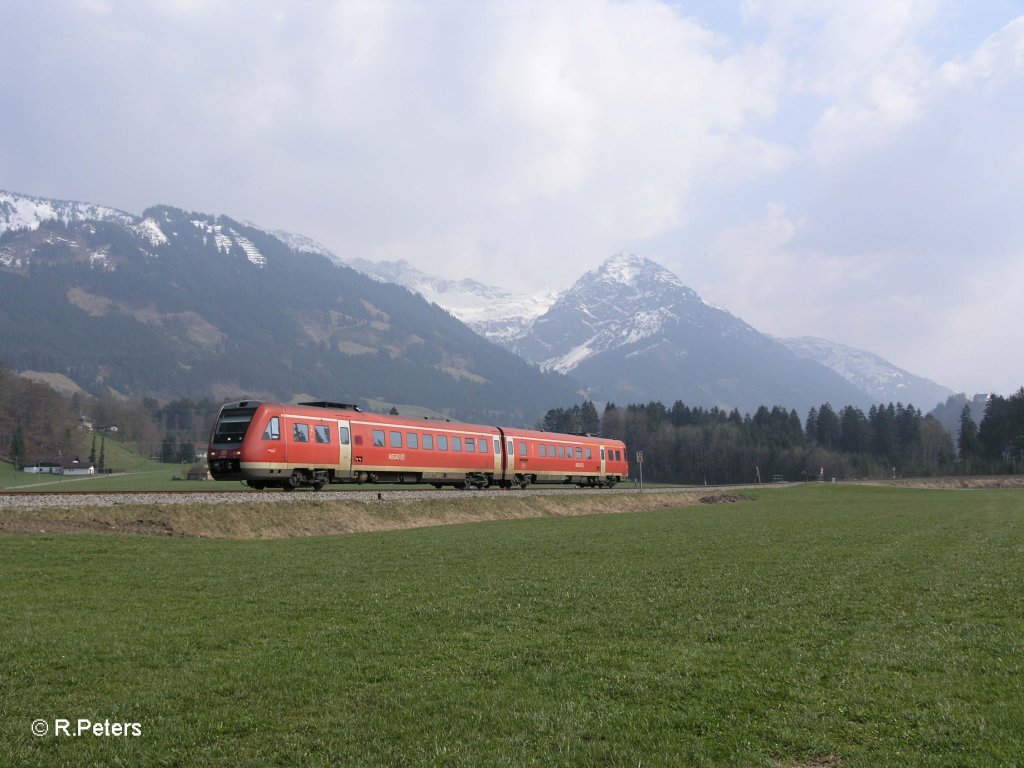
(0, 484, 707, 510)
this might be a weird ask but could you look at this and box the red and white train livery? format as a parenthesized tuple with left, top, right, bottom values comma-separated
(208, 400, 629, 490)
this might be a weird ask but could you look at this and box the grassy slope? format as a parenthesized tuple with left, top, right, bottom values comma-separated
(1, 433, 217, 492)
(2, 484, 1022, 766)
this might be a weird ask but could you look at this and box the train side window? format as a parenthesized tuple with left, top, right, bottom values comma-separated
(616, 450, 622, 461)
(390, 431, 402, 448)
(451, 436, 462, 452)
(575, 447, 583, 459)
(558, 446, 565, 458)
(549, 444, 556, 456)
(262, 417, 280, 440)
(480, 438, 490, 454)
(293, 423, 309, 443)
(372, 430, 385, 447)
(315, 425, 331, 444)
(438, 435, 449, 451)
(423, 434, 434, 450)
(519, 442, 527, 457)
(538, 445, 546, 457)
(465, 438, 475, 453)
(340, 427, 350, 445)
(407, 432, 419, 449)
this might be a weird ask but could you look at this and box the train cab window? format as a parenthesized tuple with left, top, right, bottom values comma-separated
(390, 431, 402, 448)
(423, 434, 434, 450)
(315, 425, 331, 444)
(340, 427, 350, 445)
(293, 423, 309, 443)
(538, 445, 546, 457)
(466, 438, 475, 453)
(372, 430, 386, 447)
(519, 442, 528, 457)
(407, 433, 419, 449)
(586, 448, 592, 459)
(438, 435, 449, 451)
(452, 436, 462, 452)
(575, 447, 583, 459)
(616, 450, 622, 461)
(558, 446, 566, 458)
(481, 438, 490, 454)
(262, 417, 280, 440)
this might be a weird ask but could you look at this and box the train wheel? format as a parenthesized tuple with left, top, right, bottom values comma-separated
(312, 480, 325, 491)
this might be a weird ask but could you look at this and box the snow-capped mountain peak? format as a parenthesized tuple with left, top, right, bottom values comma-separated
(0, 189, 135, 234)
(342, 256, 563, 344)
(244, 222, 340, 265)
(779, 336, 952, 408)
(595, 252, 687, 292)
(515, 252, 729, 374)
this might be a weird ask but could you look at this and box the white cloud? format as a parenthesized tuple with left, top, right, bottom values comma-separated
(1, 1, 1022, 395)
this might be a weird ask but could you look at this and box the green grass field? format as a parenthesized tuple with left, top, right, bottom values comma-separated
(3, 485, 1022, 766)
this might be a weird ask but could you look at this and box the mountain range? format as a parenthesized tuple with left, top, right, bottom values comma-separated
(348, 252, 954, 414)
(0, 190, 577, 424)
(1, 189, 954, 420)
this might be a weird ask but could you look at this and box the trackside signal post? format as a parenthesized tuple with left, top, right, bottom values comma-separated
(636, 450, 643, 492)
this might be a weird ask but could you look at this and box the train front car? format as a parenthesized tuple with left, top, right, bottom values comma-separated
(210, 400, 358, 490)
(207, 400, 264, 483)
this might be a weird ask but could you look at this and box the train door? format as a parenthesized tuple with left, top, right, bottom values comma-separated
(600, 446, 607, 476)
(336, 419, 353, 480)
(492, 436, 502, 480)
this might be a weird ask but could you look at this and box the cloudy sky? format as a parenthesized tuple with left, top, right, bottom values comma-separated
(2, 0, 1022, 396)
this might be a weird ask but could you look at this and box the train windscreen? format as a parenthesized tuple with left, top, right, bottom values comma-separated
(212, 406, 258, 444)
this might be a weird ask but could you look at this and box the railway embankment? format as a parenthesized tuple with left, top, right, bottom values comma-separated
(0, 487, 755, 539)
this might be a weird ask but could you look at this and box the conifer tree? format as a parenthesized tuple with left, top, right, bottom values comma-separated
(957, 405, 980, 463)
(580, 401, 600, 435)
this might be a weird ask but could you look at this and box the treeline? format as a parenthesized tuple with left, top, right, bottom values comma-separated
(0, 365, 78, 469)
(1, 363, 223, 468)
(543, 395, 1022, 483)
(957, 388, 1024, 473)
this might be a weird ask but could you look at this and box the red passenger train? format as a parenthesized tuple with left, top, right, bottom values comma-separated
(208, 400, 630, 491)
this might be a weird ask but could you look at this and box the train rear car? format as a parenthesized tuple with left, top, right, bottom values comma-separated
(500, 427, 629, 488)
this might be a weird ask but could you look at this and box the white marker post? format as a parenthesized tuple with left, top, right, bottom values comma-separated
(636, 450, 644, 492)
